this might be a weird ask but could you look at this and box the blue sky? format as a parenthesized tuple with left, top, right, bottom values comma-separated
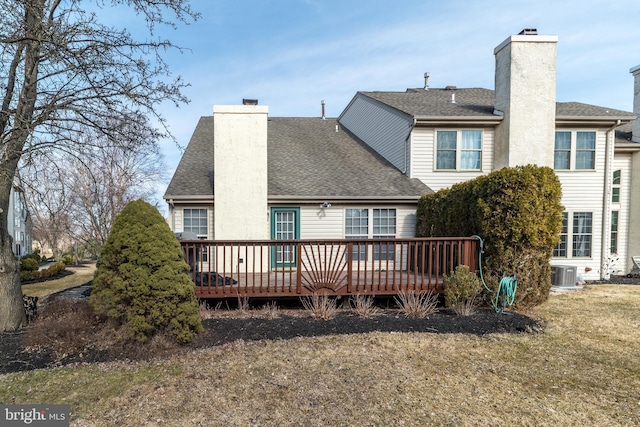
(122, 0, 640, 204)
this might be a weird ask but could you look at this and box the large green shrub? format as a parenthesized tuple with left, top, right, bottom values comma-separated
(416, 165, 563, 308)
(90, 199, 203, 344)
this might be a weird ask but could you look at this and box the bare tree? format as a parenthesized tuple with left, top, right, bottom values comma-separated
(0, 0, 197, 330)
(68, 130, 167, 255)
(21, 152, 74, 258)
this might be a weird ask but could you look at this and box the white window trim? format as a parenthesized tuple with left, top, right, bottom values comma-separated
(434, 129, 483, 171)
(554, 130, 597, 171)
(344, 208, 397, 262)
(553, 211, 593, 259)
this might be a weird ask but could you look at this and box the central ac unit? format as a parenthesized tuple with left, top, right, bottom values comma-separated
(551, 265, 577, 287)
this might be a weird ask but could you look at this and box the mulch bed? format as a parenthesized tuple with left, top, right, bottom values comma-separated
(0, 303, 541, 375)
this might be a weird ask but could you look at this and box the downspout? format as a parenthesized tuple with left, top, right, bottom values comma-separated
(600, 120, 621, 280)
(403, 118, 417, 175)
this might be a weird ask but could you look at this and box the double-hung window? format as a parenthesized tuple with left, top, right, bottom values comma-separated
(345, 208, 397, 261)
(572, 212, 592, 257)
(610, 211, 619, 255)
(345, 209, 368, 261)
(554, 131, 596, 170)
(436, 130, 482, 170)
(373, 208, 396, 261)
(183, 208, 208, 262)
(553, 212, 568, 258)
(553, 212, 593, 258)
(183, 208, 208, 237)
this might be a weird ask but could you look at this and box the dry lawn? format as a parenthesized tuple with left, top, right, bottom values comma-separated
(1, 285, 639, 426)
(21, 263, 96, 298)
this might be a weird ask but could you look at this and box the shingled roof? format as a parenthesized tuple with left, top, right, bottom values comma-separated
(164, 117, 431, 200)
(360, 88, 497, 118)
(359, 88, 635, 121)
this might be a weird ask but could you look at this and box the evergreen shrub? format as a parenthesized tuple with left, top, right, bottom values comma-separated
(20, 258, 39, 272)
(416, 165, 563, 308)
(444, 265, 482, 315)
(90, 199, 203, 344)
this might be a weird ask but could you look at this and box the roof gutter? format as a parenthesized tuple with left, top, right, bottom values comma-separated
(414, 116, 503, 125)
(556, 115, 635, 126)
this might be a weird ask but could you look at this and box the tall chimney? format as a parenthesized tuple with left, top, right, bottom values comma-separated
(213, 104, 269, 241)
(493, 29, 558, 168)
(631, 64, 640, 143)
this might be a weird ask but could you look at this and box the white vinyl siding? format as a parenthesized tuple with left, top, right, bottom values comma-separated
(297, 205, 417, 240)
(172, 205, 213, 239)
(551, 129, 607, 278)
(609, 155, 632, 273)
(411, 127, 495, 191)
(339, 95, 413, 173)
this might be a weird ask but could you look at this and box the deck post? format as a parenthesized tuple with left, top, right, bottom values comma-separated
(296, 242, 302, 294)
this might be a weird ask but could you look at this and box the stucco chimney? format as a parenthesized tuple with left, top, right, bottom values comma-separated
(631, 64, 640, 143)
(493, 30, 558, 168)
(213, 104, 269, 240)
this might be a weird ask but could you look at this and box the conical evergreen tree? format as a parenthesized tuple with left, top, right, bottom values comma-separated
(90, 199, 203, 344)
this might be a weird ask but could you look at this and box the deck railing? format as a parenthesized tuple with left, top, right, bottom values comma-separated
(180, 237, 478, 299)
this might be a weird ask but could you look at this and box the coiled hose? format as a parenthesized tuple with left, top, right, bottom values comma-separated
(471, 235, 517, 313)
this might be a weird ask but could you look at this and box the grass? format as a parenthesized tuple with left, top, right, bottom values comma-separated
(2, 285, 640, 426)
(21, 263, 96, 298)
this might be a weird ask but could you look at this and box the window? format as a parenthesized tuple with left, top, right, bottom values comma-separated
(554, 132, 571, 169)
(553, 212, 568, 257)
(373, 209, 396, 261)
(610, 211, 619, 254)
(572, 212, 592, 257)
(345, 209, 368, 261)
(183, 208, 208, 236)
(436, 130, 482, 170)
(345, 208, 397, 261)
(612, 170, 621, 203)
(554, 131, 596, 170)
(553, 212, 592, 258)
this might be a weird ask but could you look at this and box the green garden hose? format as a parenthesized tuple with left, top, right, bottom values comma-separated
(471, 235, 517, 313)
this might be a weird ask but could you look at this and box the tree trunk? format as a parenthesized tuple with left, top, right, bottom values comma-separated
(0, 240, 24, 330)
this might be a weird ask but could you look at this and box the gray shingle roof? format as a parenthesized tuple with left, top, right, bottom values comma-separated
(164, 117, 431, 200)
(360, 88, 635, 120)
(165, 116, 214, 198)
(361, 88, 497, 118)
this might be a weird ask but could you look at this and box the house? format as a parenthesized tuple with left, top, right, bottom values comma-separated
(165, 29, 640, 281)
(164, 108, 431, 249)
(338, 29, 640, 280)
(8, 179, 33, 257)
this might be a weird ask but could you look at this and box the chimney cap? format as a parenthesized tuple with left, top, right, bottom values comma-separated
(518, 28, 538, 35)
(445, 85, 457, 90)
(242, 98, 258, 105)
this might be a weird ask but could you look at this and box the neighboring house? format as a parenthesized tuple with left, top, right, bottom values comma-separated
(8, 180, 33, 257)
(166, 29, 640, 280)
(338, 29, 640, 280)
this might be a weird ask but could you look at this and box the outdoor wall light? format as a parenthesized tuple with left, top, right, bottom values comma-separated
(319, 202, 332, 208)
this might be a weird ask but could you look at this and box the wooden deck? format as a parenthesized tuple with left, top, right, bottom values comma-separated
(180, 237, 478, 299)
